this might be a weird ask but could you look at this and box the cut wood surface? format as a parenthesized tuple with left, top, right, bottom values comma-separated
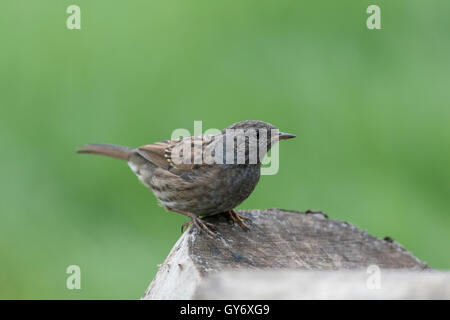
(142, 209, 429, 300)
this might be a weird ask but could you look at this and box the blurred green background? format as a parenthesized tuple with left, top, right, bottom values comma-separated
(1, 0, 449, 299)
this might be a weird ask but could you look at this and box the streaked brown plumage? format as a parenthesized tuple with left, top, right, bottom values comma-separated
(77, 120, 295, 237)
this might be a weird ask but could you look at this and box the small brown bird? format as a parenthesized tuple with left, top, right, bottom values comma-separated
(77, 120, 295, 236)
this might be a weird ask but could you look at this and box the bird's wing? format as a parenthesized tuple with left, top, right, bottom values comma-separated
(137, 135, 217, 171)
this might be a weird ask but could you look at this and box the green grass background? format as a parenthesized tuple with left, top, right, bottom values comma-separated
(1, 0, 449, 299)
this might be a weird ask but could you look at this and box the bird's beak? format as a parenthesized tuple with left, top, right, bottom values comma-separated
(278, 132, 296, 140)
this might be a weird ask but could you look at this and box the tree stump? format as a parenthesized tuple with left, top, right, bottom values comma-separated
(142, 209, 431, 300)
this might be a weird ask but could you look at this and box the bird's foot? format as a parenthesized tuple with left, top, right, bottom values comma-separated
(181, 215, 218, 238)
(226, 209, 251, 231)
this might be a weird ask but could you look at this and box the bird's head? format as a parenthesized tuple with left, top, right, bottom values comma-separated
(220, 120, 295, 164)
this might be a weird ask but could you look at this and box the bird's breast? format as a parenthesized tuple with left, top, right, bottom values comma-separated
(130, 161, 261, 217)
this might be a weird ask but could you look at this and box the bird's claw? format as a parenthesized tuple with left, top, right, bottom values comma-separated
(181, 216, 218, 238)
(181, 220, 193, 233)
(227, 210, 251, 231)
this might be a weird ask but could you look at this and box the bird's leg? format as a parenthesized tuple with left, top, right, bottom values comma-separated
(173, 209, 217, 238)
(224, 211, 235, 225)
(227, 209, 250, 231)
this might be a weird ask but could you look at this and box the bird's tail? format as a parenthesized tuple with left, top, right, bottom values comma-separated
(76, 144, 133, 161)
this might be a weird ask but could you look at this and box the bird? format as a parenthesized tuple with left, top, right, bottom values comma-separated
(76, 120, 295, 237)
